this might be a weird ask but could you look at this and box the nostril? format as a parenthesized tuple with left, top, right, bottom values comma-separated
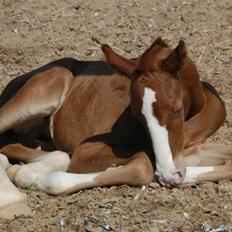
(172, 168, 186, 178)
(177, 170, 183, 177)
(155, 168, 186, 188)
(179, 168, 186, 178)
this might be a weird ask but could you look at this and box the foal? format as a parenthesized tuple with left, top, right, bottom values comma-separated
(0, 38, 231, 219)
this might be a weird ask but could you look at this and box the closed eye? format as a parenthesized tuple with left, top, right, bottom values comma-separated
(171, 101, 183, 117)
(172, 107, 182, 117)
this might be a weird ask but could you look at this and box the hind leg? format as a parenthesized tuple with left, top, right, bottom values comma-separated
(0, 148, 70, 219)
(0, 67, 73, 134)
(6, 149, 70, 189)
(0, 154, 31, 220)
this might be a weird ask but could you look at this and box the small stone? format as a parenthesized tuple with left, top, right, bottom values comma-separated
(149, 182, 160, 189)
(153, 219, 167, 225)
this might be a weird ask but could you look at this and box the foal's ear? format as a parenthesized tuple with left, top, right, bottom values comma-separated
(101, 44, 137, 77)
(162, 40, 187, 76)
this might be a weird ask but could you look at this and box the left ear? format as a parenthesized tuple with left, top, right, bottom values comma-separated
(101, 44, 137, 77)
(162, 40, 187, 76)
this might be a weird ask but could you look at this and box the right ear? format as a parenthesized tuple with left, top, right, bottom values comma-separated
(162, 40, 187, 76)
(101, 44, 137, 77)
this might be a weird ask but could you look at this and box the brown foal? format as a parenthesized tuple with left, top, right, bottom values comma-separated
(0, 38, 231, 219)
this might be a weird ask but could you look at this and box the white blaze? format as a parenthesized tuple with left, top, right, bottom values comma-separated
(141, 87, 176, 179)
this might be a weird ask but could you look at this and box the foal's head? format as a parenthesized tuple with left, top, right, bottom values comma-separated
(102, 38, 188, 187)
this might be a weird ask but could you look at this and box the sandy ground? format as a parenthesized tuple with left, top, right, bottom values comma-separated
(0, 0, 231, 231)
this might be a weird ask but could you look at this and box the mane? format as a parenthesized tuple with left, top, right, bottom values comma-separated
(137, 37, 169, 71)
(141, 37, 169, 60)
(151, 37, 169, 48)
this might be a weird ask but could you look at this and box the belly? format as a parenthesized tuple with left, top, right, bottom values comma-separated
(51, 74, 131, 153)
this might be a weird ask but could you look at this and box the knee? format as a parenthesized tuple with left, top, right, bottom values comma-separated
(132, 154, 154, 185)
(67, 143, 106, 173)
(26, 67, 74, 100)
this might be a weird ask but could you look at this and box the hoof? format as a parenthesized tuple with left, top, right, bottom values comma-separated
(0, 154, 11, 171)
(6, 164, 21, 182)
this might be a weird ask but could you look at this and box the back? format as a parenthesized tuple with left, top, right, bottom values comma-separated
(0, 58, 115, 108)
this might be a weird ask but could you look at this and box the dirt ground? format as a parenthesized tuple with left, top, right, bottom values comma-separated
(0, 0, 231, 231)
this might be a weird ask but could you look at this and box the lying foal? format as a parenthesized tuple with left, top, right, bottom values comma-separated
(0, 38, 231, 219)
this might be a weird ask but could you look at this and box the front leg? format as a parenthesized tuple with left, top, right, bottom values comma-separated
(67, 141, 134, 173)
(6, 142, 154, 195)
(182, 143, 232, 184)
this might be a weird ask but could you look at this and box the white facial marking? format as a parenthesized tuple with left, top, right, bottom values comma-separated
(183, 166, 215, 183)
(142, 87, 176, 180)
